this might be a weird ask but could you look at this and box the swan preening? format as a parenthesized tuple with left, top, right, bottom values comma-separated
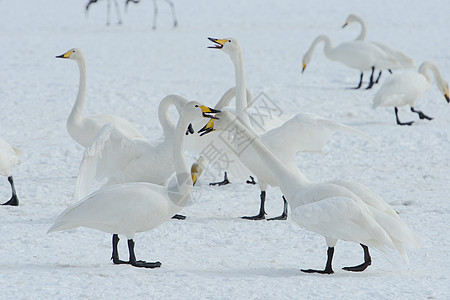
(373, 61, 450, 125)
(302, 35, 400, 89)
(208, 37, 378, 221)
(342, 14, 416, 83)
(214, 110, 422, 273)
(0, 138, 22, 206)
(57, 48, 144, 148)
(48, 102, 219, 268)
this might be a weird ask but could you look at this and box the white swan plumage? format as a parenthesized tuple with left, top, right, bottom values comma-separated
(48, 101, 218, 268)
(372, 61, 449, 125)
(0, 138, 22, 206)
(206, 37, 378, 220)
(214, 110, 422, 273)
(57, 48, 144, 148)
(302, 34, 400, 89)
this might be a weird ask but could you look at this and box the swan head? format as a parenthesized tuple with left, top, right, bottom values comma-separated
(442, 83, 450, 103)
(342, 14, 361, 28)
(208, 37, 241, 56)
(56, 48, 84, 61)
(191, 156, 207, 186)
(181, 102, 220, 136)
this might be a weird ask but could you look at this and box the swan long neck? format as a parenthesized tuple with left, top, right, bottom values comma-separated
(230, 50, 252, 129)
(222, 112, 309, 197)
(307, 35, 334, 61)
(419, 61, 444, 85)
(353, 15, 367, 40)
(158, 95, 188, 140)
(170, 109, 193, 204)
(69, 57, 87, 122)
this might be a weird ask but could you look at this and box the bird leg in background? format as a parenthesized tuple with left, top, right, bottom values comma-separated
(395, 107, 413, 126)
(342, 244, 372, 272)
(376, 69, 393, 84)
(351, 72, 364, 89)
(411, 107, 433, 121)
(1, 176, 19, 206)
(365, 66, 375, 89)
(267, 196, 288, 221)
(242, 191, 266, 220)
(209, 172, 230, 186)
(246, 176, 257, 185)
(302, 247, 335, 274)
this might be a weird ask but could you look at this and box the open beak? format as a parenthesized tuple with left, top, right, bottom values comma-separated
(302, 62, 306, 73)
(185, 123, 194, 135)
(197, 105, 221, 119)
(208, 37, 228, 49)
(56, 50, 72, 59)
(445, 90, 450, 103)
(198, 119, 216, 136)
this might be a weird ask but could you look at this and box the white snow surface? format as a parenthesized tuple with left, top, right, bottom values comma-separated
(1, 0, 449, 299)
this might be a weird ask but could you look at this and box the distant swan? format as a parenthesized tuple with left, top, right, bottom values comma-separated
(373, 61, 449, 125)
(48, 102, 219, 268)
(0, 138, 22, 206)
(57, 48, 144, 148)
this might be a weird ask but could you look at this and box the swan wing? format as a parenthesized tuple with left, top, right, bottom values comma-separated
(260, 113, 379, 164)
(371, 42, 416, 68)
(0, 138, 22, 176)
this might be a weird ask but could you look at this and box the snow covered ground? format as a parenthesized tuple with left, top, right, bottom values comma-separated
(1, 0, 449, 298)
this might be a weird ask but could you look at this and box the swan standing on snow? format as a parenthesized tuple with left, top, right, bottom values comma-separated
(86, 0, 123, 26)
(373, 61, 449, 125)
(126, 0, 178, 30)
(302, 35, 399, 89)
(48, 102, 219, 268)
(212, 111, 422, 274)
(207, 38, 378, 221)
(0, 138, 22, 206)
(56, 48, 144, 147)
(342, 14, 416, 83)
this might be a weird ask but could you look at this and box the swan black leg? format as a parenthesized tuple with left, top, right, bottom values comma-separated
(411, 107, 433, 120)
(302, 247, 334, 274)
(111, 234, 128, 264)
(267, 196, 288, 221)
(112, 0, 122, 24)
(127, 239, 161, 268)
(365, 66, 375, 89)
(246, 176, 256, 185)
(351, 72, 363, 89)
(209, 172, 230, 186)
(395, 107, 413, 126)
(2, 176, 19, 206)
(242, 191, 266, 220)
(375, 70, 383, 83)
(342, 244, 372, 272)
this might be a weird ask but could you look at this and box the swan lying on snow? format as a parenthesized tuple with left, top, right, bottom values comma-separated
(56, 48, 144, 148)
(0, 138, 22, 206)
(210, 111, 422, 274)
(48, 102, 219, 268)
(373, 61, 449, 125)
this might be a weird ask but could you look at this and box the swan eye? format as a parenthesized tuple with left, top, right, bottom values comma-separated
(195, 105, 199, 107)
(228, 40, 231, 42)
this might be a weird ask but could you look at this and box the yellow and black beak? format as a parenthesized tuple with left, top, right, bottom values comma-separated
(56, 50, 72, 59)
(191, 172, 198, 186)
(197, 105, 221, 119)
(445, 90, 450, 103)
(208, 37, 228, 49)
(302, 62, 307, 73)
(198, 118, 216, 136)
(342, 21, 349, 28)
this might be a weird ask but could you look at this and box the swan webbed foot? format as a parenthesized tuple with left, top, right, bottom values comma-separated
(171, 214, 186, 220)
(2, 195, 18, 206)
(411, 107, 433, 120)
(365, 81, 374, 89)
(267, 196, 288, 221)
(301, 268, 334, 274)
(130, 260, 162, 269)
(395, 107, 414, 126)
(349, 72, 363, 89)
(209, 172, 230, 186)
(342, 244, 371, 272)
(246, 176, 257, 185)
(266, 213, 287, 221)
(241, 212, 266, 220)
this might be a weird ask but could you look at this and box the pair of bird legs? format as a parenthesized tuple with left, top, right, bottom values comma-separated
(2, 176, 19, 206)
(111, 234, 161, 268)
(210, 173, 288, 221)
(354, 67, 391, 90)
(302, 244, 372, 274)
(395, 107, 433, 126)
